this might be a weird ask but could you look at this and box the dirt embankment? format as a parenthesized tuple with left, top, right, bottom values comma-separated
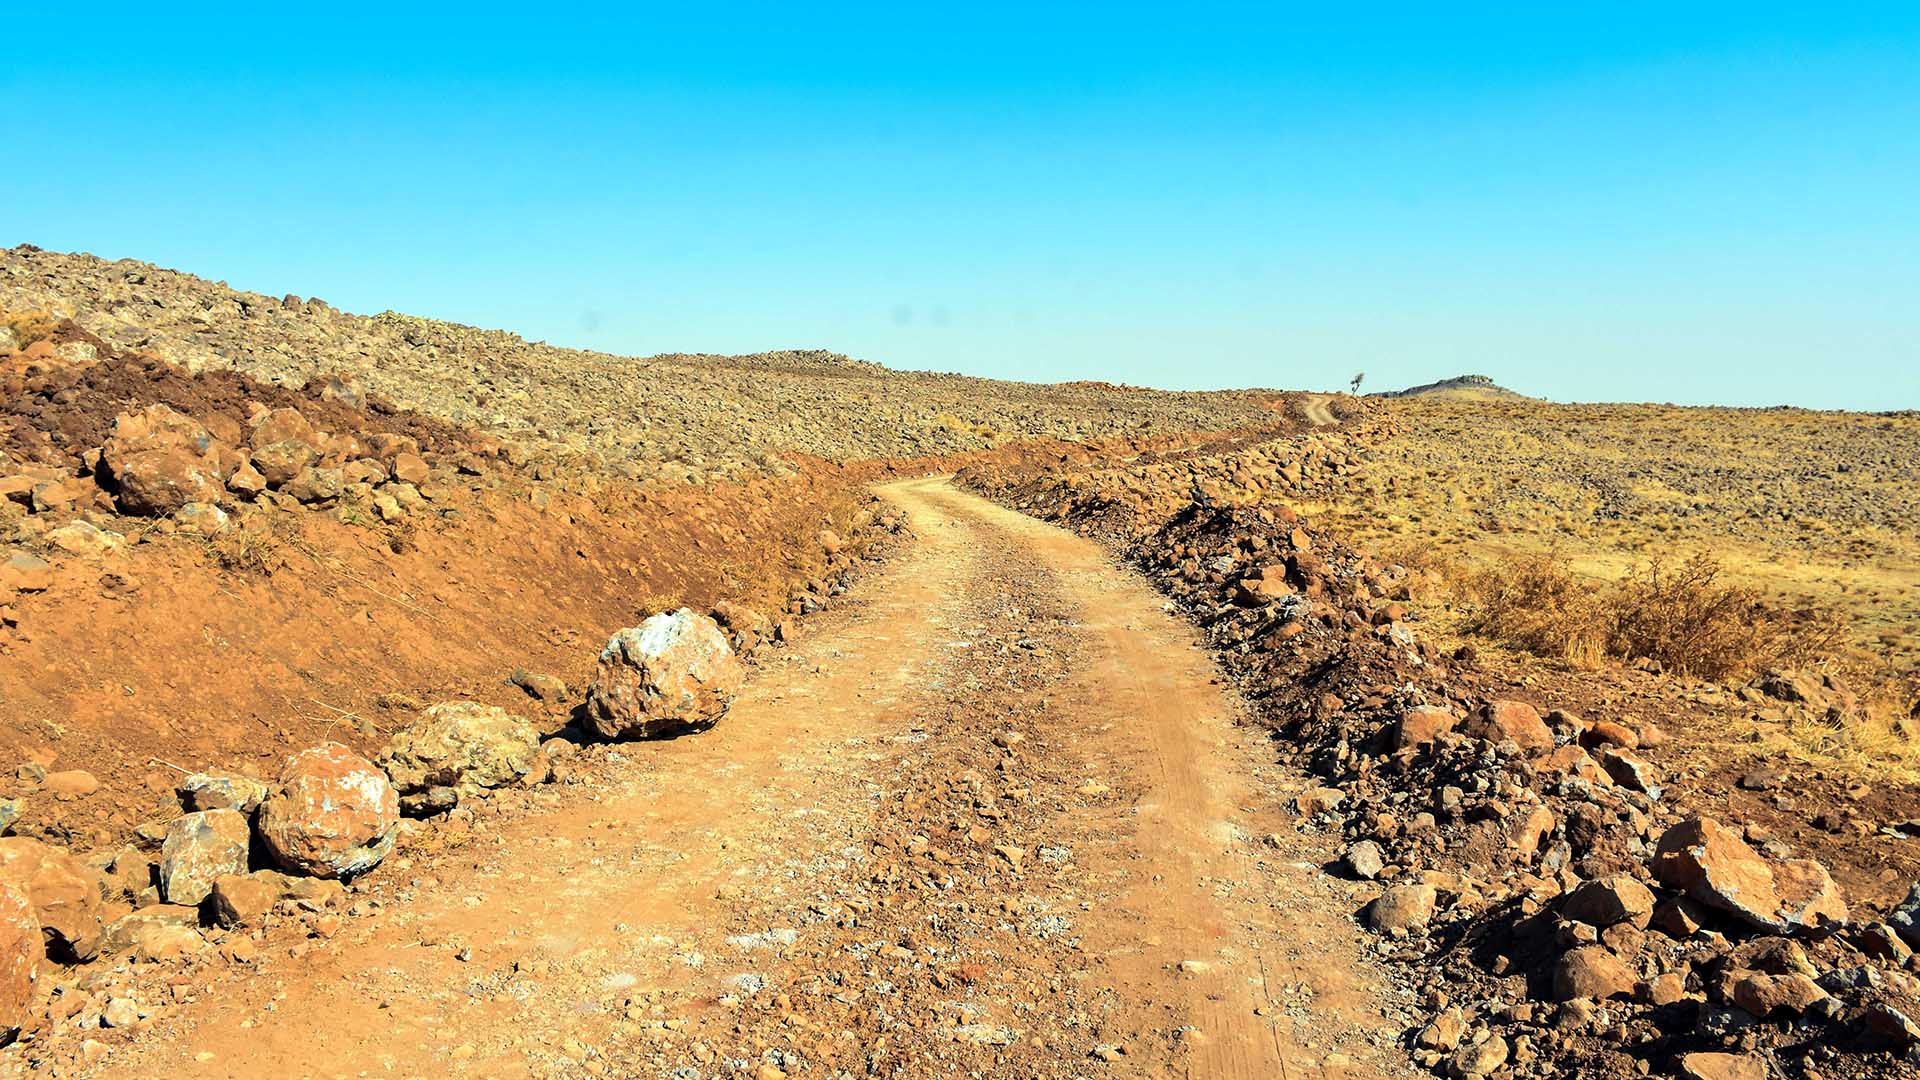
(0, 331, 918, 849)
(959, 422, 1920, 1080)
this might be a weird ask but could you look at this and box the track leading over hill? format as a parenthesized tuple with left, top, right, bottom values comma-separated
(78, 479, 1404, 1080)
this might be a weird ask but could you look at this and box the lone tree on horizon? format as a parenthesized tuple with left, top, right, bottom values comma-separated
(1349, 372, 1365, 394)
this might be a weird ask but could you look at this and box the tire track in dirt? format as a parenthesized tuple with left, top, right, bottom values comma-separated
(904, 480, 1407, 1078)
(64, 478, 1405, 1079)
(1302, 396, 1338, 427)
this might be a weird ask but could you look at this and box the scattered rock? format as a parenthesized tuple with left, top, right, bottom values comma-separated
(1729, 971, 1828, 1017)
(1343, 840, 1385, 880)
(1446, 1033, 1509, 1078)
(1561, 875, 1655, 929)
(1394, 707, 1458, 751)
(508, 669, 568, 702)
(42, 769, 99, 799)
(99, 904, 200, 956)
(1677, 1052, 1768, 1080)
(1463, 700, 1552, 754)
(0, 553, 53, 593)
(207, 870, 334, 927)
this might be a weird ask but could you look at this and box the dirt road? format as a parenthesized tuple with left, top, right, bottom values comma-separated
(69, 479, 1407, 1080)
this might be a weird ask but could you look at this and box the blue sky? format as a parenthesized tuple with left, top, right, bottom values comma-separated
(5, 5, 1917, 409)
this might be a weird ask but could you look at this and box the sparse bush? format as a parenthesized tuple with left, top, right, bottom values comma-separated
(2, 309, 62, 349)
(1606, 554, 1847, 681)
(1459, 552, 1608, 668)
(1459, 551, 1846, 681)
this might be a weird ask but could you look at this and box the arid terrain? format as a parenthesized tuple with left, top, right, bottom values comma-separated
(2, 244, 1918, 1080)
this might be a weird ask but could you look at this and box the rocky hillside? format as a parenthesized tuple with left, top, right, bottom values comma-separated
(1377, 374, 1532, 400)
(1, 246, 1276, 482)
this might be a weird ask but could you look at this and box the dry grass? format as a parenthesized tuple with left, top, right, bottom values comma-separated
(2, 309, 61, 349)
(1458, 552, 1608, 667)
(1457, 551, 1848, 682)
(1318, 399, 1920, 675)
(206, 520, 287, 575)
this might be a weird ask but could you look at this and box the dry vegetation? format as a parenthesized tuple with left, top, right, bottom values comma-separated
(1460, 550, 1848, 681)
(1319, 397, 1920, 769)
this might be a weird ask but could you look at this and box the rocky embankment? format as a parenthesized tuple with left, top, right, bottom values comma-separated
(0, 300, 942, 1063)
(960, 426, 1920, 1079)
(2, 246, 1278, 484)
(0, 491, 904, 1065)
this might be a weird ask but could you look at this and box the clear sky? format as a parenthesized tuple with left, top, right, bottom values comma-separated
(5, 5, 1917, 409)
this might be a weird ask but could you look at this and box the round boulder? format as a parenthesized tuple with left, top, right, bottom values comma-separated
(1552, 944, 1636, 1001)
(1463, 700, 1553, 755)
(101, 404, 227, 516)
(586, 609, 745, 739)
(1367, 883, 1437, 936)
(257, 743, 400, 878)
(377, 702, 539, 815)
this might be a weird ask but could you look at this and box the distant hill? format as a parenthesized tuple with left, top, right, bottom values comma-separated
(1373, 374, 1532, 401)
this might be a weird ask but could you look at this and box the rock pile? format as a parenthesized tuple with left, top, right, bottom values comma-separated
(0, 321, 505, 585)
(961, 430, 1920, 1078)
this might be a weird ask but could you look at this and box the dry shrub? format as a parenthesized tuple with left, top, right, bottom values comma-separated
(1608, 554, 1847, 680)
(207, 520, 286, 575)
(2, 310, 62, 349)
(1459, 552, 1608, 667)
(1460, 551, 1846, 681)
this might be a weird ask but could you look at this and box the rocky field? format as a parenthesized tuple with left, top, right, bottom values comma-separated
(2, 246, 1276, 484)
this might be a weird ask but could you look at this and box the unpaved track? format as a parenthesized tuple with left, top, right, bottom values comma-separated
(79, 479, 1404, 1080)
(1302, 395, 1338, 426)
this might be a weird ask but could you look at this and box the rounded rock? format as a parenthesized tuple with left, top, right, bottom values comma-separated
(257, 743, 399, 878)
(586, 609, 744, 739)
(0, 837, 107, 961)
(377, 702, 539, 815)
